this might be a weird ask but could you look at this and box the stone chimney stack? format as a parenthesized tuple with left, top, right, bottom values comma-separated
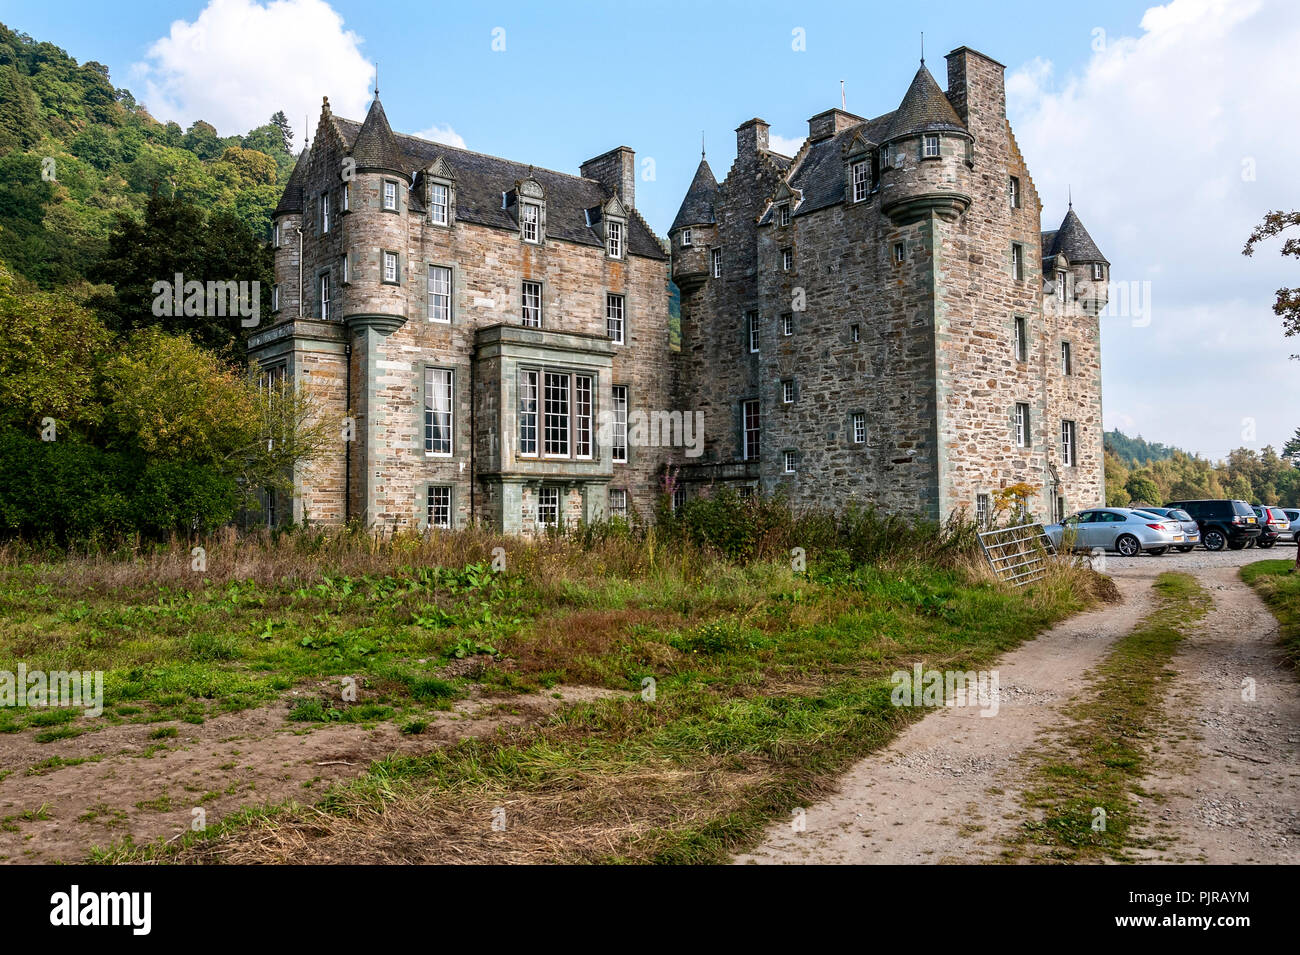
(945, 47, 1006, 132)
(580, 146, 636, 209)
(735, 118, 770, 157)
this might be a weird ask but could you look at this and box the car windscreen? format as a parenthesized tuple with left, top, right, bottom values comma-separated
(1233, 501, 1256, 516)
(1130, 511, 1166, 521)
(1168, 509, 1191, 521)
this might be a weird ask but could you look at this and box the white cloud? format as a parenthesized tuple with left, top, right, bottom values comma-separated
(132, 0, 373, 147)
(1008, 0, 1300, 459)
(413, 123, 466, 149)
(767, 132, 806, 158)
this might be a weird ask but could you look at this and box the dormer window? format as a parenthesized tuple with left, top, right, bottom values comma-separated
(852, 161, 870, 202)
(522, 202, 541, 243)
(607, 219, 624, 259)
(383, 180, 397, 211)
(430, 183, 449, 225)
(1057, 271, 1068, 302)
(681, 228, 692, 247)
(778, 204, 791, 227)
(923, 135, 940, 158)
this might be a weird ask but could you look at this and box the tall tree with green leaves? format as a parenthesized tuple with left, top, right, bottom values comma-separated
(1243, 210, 1300, 352)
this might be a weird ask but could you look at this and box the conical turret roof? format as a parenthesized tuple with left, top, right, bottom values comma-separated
(1050, 207, 1107, 264)
(351, 96, 407, 176)
(273, 146, 310, 215)
(670, 158, 719, 233)
(886, 64, 966, 141)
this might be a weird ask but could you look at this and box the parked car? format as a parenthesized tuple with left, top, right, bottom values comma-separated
(1164, 499, 1261, 551)
(1046, 508, 1183, 556)
(1281, 508, 1300, 543)
(1135, 506, 1200, 552)
(1248, 505, 1290, 548)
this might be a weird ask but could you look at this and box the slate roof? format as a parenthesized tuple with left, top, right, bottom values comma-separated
(885, 65, 967, 141)
(762, 111, 895, 221)
(1045, 208, 1107, 264)
(331, 115, 666, 260)
(670, 158, 720, 232)
(350, 98, 406, 175)
(273, 146, 310, 215)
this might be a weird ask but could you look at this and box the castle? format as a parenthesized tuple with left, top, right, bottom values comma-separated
(251, 45, 1107, 533)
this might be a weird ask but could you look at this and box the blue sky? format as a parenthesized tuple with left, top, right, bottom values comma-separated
(3, 0, 1297, 461)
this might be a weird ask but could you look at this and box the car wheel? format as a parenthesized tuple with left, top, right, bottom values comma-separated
(1176, 546, 1194, 553)
(1258, 539, 1275, 549)
(1227, 539, 1247, 550)
(1147, 547, 1169, 556)
(1116, 535, 1141, 557)
(1203, 529, 1227, 551)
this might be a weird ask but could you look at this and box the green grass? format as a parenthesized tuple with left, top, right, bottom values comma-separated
(1241, 559, 1300, 670)
(1010, 571, 1211, 862)
(94, 557, 1105, 865)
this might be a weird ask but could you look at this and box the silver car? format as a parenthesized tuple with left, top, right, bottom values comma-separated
(1282, 508, 1300, 543)
(1046, 507, 1184, 556)
(1135, 507, 1200, 552)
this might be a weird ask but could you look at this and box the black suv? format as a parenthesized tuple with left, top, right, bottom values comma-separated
(1164, 499, 1261, 551)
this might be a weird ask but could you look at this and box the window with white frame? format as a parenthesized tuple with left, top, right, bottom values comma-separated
(1014, 316, 1028, 362)
(272, 284, 280, 312)
(781, 248, 793, 271)
(319, 273, 330, 321)
(383, 180, 397, 211)
(894, 242, 905, 264)
(852, 160, 870, 202)
(851, 323, 861, 342)
(521, 281, 542, 327)
(1092, 262, 1103, 280)
(518, 369, 538, 456)
(976, 493, 991, 526)
(427, 485, 452, 529)
(521, 202, 540, 243)
(611, 385, 628, 463)
(779, 204, 791, 227)
(607, 219, 624, 258)
(743, 399, 760, 460)
(711, 248, 721, 278)
(923, 135, 940, 158)
(321, 192, 330, 233)
(1012, 243, 1025, 281)
(1009, 175, 1020, 209)
(681, 228, 692, 247)
(430, 183, 449, 225)
(1061, 419, 1077, 467)
(852, 412, 866, 444)
(342, 254, 350, 284)
(383, 251, 399, 284)
(782, 379, 794, 403)
(428, 266, 451, 323)
(1061, 341, 1072, 376)
(341, 182, 349, 212)
(609, 487, 628, 519)
(1056, 270, 1067, 302)
(781, 312, 793, 336)
(606, 293, 625, 343)
(574, 375, 593, 459)
(783, 450, 796, 473)
(537, 487, 559, 527)
(424, 368, 454, 455)
(747, 311, 759, 353)
(543, 372, 569, 457)
(272, 222, 280, 248)
(1015, 402, 1031, 448)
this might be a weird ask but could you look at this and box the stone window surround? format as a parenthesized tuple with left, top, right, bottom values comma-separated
(426, 261, 455, 324)
(1061, 419, 1078, 467)
(520, 278, 545, 328)
(1061, 340, 1072, 376)
(521, 200, 543, 244)
(422, 364, 456, 458)
(611, 383, 629, 465)
(850, 159, 871, 203)
(742, 398, 760, 461)
(893, 242, 905, 265)
(711, 248, 722, 278)
(746, 311, 760, 353)
(781, 379, 795, 404)
(605, 216, 626, 259)
(921, 134, 942, 160)
(428, 179, 454, 227)
(321, 191, 331, 233)
(1013, 315, 1029, 363)
(680, 228, 692, 247)
(778, 204, 791, 227)
(850, 323, 861, 343)
(781, 312, 793, 336)
(341, 253, 350, 286)
(1008, 175, 1021, 209)
(382, 179, 400, 212)
(271, 284, 280, 313)
(317, 270, 331, 321)
(423, 483, 456, 530)
(781, 248, 793, 272)
(605, 290, 627, 344)
(1014, 400, 1032, 449)
(850, 410, 867, 445)
(608, 487, 629, 518)
(518, 364, 597, 462)
(382, 249, 401, 286)
(341, 182, 350, 213)
(1011, 242, 1026, 282)
(782, 449, 797, 473)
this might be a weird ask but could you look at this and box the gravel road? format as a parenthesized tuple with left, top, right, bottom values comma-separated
(735, 544, 1300, 864)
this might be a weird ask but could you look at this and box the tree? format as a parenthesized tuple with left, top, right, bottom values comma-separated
(1243, 210, 1300, 354)
(1124, 472, 1161, 506)
(270, 110, 293, 152)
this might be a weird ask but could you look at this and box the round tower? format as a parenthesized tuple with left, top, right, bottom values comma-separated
(878, 64, 972, 226)
(669, 157, 720, 294)
(341, 94, 411, 328)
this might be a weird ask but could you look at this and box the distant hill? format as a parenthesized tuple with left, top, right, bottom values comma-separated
(1104, 429, 1182, 467)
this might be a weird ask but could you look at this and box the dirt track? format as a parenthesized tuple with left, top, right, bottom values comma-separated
(736, 548, 1300, 864)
